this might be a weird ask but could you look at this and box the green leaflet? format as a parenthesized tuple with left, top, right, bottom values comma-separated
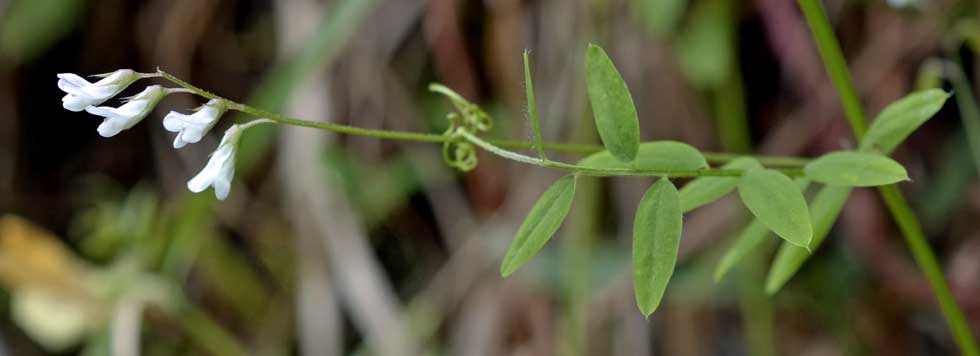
(578, 141, 708, 171)
(586, 44, 641, 163)
(632, 178, 682, 317)
(679, 157, 761, 212)
(523, 50, 546, 160)
(737, 169, 812, 248)
(500, 175, 577, 277)
(860, 89, 950, 154)
(765, 186, 852, 294)
(714, 179, 810, 282)
(804, 151, 908, 187)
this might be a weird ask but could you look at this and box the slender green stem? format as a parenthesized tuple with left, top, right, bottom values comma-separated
(460, 131, 803, 178)
(877, 185, 980, 356)
(154, 69, 809, 168)
(799, 0, 980, 354)
(798, 0, 868, 139)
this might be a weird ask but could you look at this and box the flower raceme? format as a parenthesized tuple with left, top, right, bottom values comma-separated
(57, 69, 141, 112)
(56, 69, 268, 200)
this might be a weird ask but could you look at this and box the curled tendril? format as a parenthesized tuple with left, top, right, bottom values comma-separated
(443, 138, 479, 171)
(430, 83, 495, 171)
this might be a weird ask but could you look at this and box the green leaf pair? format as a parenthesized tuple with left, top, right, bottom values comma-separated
(498, 174, 686, 318)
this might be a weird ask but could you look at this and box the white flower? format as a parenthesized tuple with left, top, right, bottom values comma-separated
(84, 85, 169, 137)
(57, 69, 140, 112)
(162, 98, 227, 148)
(187, 124, 244, 200)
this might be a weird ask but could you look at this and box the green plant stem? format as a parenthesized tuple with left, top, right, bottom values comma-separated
(799, 0, 980, 354)
(153, 69, 809, 168)
(877, 185, 979, 355)
(798, 0, 867, 140)
(459, 130, 803, 178)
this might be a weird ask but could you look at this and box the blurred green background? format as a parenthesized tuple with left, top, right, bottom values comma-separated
(1, 0, 980, 355)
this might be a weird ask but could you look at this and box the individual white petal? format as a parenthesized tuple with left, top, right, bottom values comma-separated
(162, 112, 189, 132)
(187, 156, 223, 192)
(186, 146, 234, 198)
(57, 73, 91, 87)
(173, 133, 192, 149)
(84, 106, 117, 118)
(62, 94, 94, 112)
(211, 172, 232, 200)
(177, 125, 206, 144)
(56, 74, 91, 96)
(96, 118, 128, 137)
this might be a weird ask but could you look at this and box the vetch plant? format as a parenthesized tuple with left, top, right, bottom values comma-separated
(55, 46, 946, 319)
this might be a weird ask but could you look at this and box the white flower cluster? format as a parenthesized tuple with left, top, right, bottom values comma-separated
(57, 69, 263, 200)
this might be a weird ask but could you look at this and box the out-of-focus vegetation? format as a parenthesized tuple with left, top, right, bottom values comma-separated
(1, 0, 980, 355)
